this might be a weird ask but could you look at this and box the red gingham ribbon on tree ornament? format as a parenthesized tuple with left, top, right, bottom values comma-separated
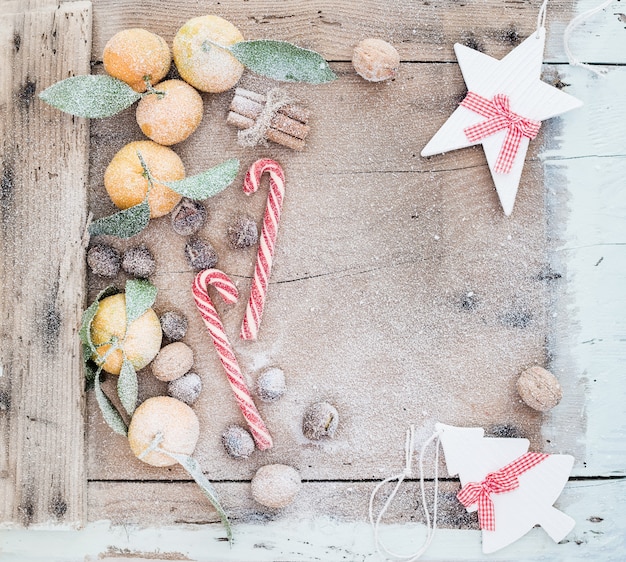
(457, 452, 549, 531)
(460, 92, 542, 174)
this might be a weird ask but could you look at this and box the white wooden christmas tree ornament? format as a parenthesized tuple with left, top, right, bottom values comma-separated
(436, 423, 575, 554)
(421, 27, 583, 216)
(370, 424, 575, 560)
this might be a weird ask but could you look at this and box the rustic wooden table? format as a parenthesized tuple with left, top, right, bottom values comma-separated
(1, 0, 624, 560)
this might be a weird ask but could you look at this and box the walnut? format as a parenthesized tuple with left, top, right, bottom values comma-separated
(251, 464, 301, 508)
(151, 342, 194, 382)
(352, 38, 400, 82)
(516, 366, 562, 412)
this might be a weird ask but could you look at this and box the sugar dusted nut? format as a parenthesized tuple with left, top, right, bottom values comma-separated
(222, 424, 255, 459)
(87, 244, 121, 278)
(352, 38, 400, 82)
(122, 245, 156, 278)
(171, 198, 207, 236)
(256, 367, 286, 402)
(185, 238, 218, 270)
(151, 341, 194, 382)
(302, 401, 339, 440)
(159, 310, 188, 341)
(517, 366, 563, 411)
(227, 215, 259, 249)
(168, 372, 202, 405)
(251, 464, 301, 508)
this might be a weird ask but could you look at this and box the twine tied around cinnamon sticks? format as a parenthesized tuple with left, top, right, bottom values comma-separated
(227, 87, 310, 151)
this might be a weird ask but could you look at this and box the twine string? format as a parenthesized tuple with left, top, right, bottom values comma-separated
(369, 427, 441, 561)
(238, 88, 292, 147)
(563, 0, 613, 76)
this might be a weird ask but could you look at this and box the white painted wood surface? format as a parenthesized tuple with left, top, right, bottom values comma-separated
(0, 0, 625, 560)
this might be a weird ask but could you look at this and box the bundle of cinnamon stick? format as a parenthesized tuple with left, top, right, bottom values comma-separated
(227, 88, 310, 151)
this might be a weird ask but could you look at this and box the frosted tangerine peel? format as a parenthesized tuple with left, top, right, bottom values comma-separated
(136, 79, 204, 145)
(103, 28, 172, 92)
(90, 293, 162, 375)
(104, 140, 185, 218)
(173, 15, 245, 93)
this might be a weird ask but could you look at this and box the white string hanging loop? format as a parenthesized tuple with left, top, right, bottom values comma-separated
(369, 426, 441, 562)
(536, 0, 549, 36)
(563, 0, 613, 76)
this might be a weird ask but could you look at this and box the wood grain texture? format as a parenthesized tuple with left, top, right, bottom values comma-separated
(0, 0, 623, 558)
(86, 63, 552, 486)
(87, 480, 479, 527)
(88, 0, 626, 65)
(0, 1, 91, 526)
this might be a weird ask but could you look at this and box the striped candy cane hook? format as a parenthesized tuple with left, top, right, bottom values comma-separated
(192, 269, 273, 450)
(240, 159, 286, 341)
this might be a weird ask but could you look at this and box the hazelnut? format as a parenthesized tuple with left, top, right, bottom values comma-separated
(251, 464, 301, 508)
(185, 238, 218, 270)
(122, 245, 155, 278)
(227, 215, 258, 249)
(159, 310, 188, 341)
(171, 198, 207, 236)
(151, 342, 194, 382)
(352, 38, 400, 82)
(302, 401, 339, 440)
(87, 244, 121, 278)
(168, 372, 202, 405)
(517, 366, 562, 412)
(222, 425, 255, 459)
(256, 367, 286, 402)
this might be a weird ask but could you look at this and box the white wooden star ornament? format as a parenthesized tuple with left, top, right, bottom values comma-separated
(421, 26, 583, 216)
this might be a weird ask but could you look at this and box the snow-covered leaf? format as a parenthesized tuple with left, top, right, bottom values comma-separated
(165, 159, 239, 200)
(94, 370, 128, 436)
(117, 359, 138, 416)
(39, 75, 141, 118)
(124, 278, 157, 326)
(229, 40, 336, 83)
(88, 201, 150, 239)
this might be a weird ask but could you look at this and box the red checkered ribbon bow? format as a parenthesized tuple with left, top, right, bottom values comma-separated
(457, 452, 549, 531)
(460, 92, 542, 174)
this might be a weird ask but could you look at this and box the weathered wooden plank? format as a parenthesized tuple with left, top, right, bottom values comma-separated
(0, 1, 62, 13)
(1, 477, 622, 560)
(88, 0, 626, 65)
(87, 480, 479, 527)
(0, 1, 92, 526)
(86, 60, 552, 482)
(538, 63, 626, 478)
(545, 158, 626, 477)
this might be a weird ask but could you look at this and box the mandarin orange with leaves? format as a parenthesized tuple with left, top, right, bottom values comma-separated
(90, 293, 162, 375)
(104, 140, 185, 218)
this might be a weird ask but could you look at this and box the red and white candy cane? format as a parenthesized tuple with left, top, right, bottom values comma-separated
(240, 159, 286, 341)
(192, 269, 273, 450)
